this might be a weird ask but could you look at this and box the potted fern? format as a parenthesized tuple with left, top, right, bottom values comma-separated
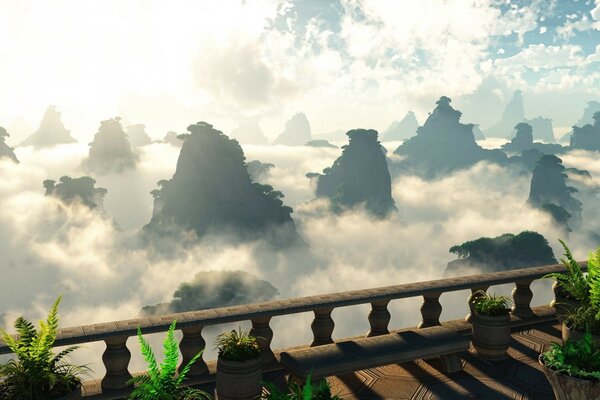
(261, 372, 342, 399)
(0, 296, 89, 400)
(127, 320, 211, 400)
(215, 327, 262, 400)
(470, 290, 512, 360)
(544, 240, 600, 346)
(539, 330, 600, 399)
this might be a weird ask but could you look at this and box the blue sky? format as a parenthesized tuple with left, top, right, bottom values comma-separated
(0, 0, 598, 141)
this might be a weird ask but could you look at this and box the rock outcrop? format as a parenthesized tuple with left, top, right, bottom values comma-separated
(141, 270, 278, 315)
(570, 112, 600, 151)
(246, 160, 274, 182)
(145, 122, 297, 244)
(525, 116, 555, 142)
(126, 124, 152, 147)
(485, 90, 525, 138)
(392, 96, 507, 179)
(527, 154, 582, 230)
(43, 176, 107, 210)
(20, 106, 77, 148)
(502, 123, 564, 156)
(0, 127, 18, 163)
(230, 117, 268, 145)
(445, 231, 556, 276)
(382, 111, 419, 141)
(80, 117, 138, 174)
(273, 113, 312, 146)
(308, 129, 395, 217)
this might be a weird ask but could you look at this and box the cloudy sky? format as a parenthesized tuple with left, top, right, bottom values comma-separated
(1, 0, 599, 143)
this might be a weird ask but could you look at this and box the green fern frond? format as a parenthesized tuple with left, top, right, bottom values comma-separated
(176, 351, 203, 386)
(160, 321, 179, 382)
(136, 327, 160, 381)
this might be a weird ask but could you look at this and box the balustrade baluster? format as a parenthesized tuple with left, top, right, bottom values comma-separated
(310, 307, 334, 346)
(101, 336, 132, 392)
(512, 279, 534, 318)
(251, 316, 275, 364)
(418, 292, 442, 328)
(465, 286, 489, 323)
(367, 300, 391, 337)
(179, 326, 208, 378)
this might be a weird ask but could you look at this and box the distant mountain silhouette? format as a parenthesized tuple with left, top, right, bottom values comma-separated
(43, 176, 107, 210)
(273, 113, 312, 146)
(501, 123, 563, 155)
(472, 124, 485, 140)
(527, 154, 582, 231)
(19, 106, 77, 148)
(80, 117, 138, 174)
(308, 129, 396, 217)
(126, 124, 152, 146)
(445, 231, 556, 276)
(0, 127, 18, 163)
(559, 101, 600, 143)
(161, 131, 184, 147)
(485, 90, 525, 138)
(382, 111, 419, 141)
(145, 122, 297, 245)
(141, 270, 278, 315)
(306, 139, 337, 148)
(391, 96, 507, 179)
(525, 116, 555, 143)
(246, 160, 274, 182)
(570, 112, 600, 151)
(230, 117, 268, 144)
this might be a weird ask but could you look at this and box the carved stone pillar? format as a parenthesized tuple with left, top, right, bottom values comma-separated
(310, 307, 334, 346)
(101, 336, 132, 392)
(367, 300, 391, 337)
(179, 326, 208, 378)
(418, 292, 442, 328)
(512, 279, 534, 318)
(465, 286, 489, 323)
(251, 316, 275, 364)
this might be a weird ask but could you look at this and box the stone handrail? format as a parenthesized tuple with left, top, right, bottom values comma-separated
(0, 261, 587, 395)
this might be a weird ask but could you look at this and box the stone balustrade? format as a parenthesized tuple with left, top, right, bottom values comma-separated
(0, 261, 587, 396)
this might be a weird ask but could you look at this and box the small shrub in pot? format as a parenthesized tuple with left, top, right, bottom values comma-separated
(471, 291, 512, 360)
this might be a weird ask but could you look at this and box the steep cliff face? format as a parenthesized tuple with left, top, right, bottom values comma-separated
(145, 122, 296, 243)
(126, 124, 152, 146)
(382, 111, 419, 141)
(273, 113, 312, 146)
(392, 96, 507, 179)
(20, 106, 77, 148)
(502, 123, 534, 153)
(445, 231, 556, 276)
(528, 154, 582, 229)
(43, 176, 107, 210)
(570, 112, 600, 151)
(309, 129, 395, 217)
(559, 102, 600, 143)
(141, 270, 278, 315)
(486, 90, 525, 138)
(0, 127, 18, 163)
(230, 117, 268, 144)
(81, 117, 138, 174)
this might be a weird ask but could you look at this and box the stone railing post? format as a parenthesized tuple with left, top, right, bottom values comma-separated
(512, 279, 534, 318)
(178, 326, 208, 378)
(101, 336, 133, 392)
(251, 316, 275, 365)
(367, 300, 391, 337)
(418, 291, 443, 328)
(466, 286, 489, 323)
(310, 307, 334, 346)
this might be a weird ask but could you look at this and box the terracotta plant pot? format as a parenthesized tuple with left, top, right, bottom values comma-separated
(216, 356, 262, 400)
(551, 283, 581, 324)
(539, 353, 600, 400)
(471, 311, 511, 360)
(561, 322, 600, 347)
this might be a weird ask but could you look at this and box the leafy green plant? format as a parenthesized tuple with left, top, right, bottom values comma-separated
(473, 291, 512, 316)
(542, 330, 600, 381)
(544, 240, 600, 334)
(127, 320, 211, 400)
(261, 372, 342, 400)
(0, 296, 90, 400)
(214, 327, 260, 362)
